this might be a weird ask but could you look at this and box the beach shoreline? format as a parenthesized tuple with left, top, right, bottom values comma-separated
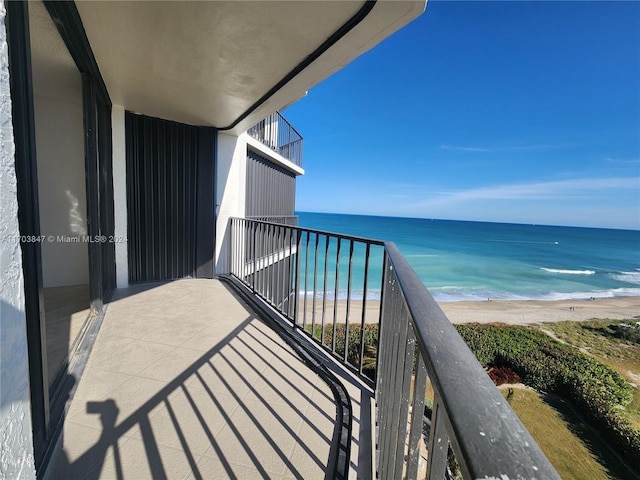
(310, 296, 640, 326)
(438, 295, 640, 325)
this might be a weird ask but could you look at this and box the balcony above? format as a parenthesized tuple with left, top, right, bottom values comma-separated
(248, 112, 304, 169)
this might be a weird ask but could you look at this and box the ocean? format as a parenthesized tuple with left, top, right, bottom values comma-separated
(297, 212, 640, 302)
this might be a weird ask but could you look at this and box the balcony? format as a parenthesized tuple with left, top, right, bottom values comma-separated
(47, 219, 560, 479)
(247, 112, 304, 168)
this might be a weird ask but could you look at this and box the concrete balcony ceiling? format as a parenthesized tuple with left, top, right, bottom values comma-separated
(74, 0, 425, 133)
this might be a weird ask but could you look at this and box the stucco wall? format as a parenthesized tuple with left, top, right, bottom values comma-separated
(0, 3, 37, 478)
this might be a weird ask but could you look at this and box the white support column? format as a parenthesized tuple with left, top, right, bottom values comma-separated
(215, 132, 247, 274)
(112, 105, 128, 288)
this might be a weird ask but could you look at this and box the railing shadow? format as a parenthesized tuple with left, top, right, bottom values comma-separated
(49, 284, 338, 479)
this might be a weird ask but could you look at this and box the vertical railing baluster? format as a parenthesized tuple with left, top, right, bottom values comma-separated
(287, 226, 295, 320)
(273, 225, 282, 311)
(426, 396, 450, 480)
(293, 228, 302, 326)
(261, 222, 267, 298)
(359, 243, 371, 377)
(406, 350, 428, 480)
(377, 259, 391, 478)
(384, 292, 407, 478)
(379, 262, 399, 479)
(331, 238, 341, 355)
(311, 233, 319, 338)
(303, 231, 310, 330)
(280, 226, 289, 315)
(393, 322, 415, 479)
(252, 221, 257, 292)
(344, 240, 354, 365)
(270, 223, 277, 306)
(321, 235, 330, 344)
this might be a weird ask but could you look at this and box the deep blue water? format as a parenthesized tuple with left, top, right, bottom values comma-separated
(297, 212, 640, 302)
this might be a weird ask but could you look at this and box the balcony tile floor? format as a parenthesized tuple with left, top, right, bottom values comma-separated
(46, 279, 363, 480)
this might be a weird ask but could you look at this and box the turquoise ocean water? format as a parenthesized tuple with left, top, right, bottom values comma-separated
(297, 212, 640, 302)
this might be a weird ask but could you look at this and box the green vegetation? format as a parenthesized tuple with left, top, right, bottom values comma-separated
(306, 323, 378, 378)
(504, 388, 638, 480)
(456, 322, 640, 470)
(539, 319, 640, 430)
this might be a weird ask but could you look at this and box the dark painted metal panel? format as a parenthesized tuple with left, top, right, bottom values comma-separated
(126, 112, 215, 283)
(246, 150, 296, 217)
(82, 74, 103, 314)
(97, 89, 116, 297)
(196, 127, 216, 278)
(43, 2, 111, 108)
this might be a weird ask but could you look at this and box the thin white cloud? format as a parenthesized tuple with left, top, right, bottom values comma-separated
(440, 144, 490, 152)
(409, 176, 640, 207)
(440, 143, 578, 153)
(605, 157, 640, 164)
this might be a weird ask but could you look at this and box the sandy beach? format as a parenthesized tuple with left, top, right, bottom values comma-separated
(439, 296, 640, 325)
(304, 296, 640, 326)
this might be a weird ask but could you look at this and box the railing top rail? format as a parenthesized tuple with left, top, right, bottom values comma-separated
(383, 242, 560, 479)
(233, 217, 385, 247)
(275, 111, 303, 141)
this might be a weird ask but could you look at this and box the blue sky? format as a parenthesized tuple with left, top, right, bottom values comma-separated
(283, 0, 640, 230)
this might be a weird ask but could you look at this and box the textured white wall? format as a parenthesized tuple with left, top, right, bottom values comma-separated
(0, 3, 37, 478)
(215, 132, 247, 274)
(112, 105, 128, 288)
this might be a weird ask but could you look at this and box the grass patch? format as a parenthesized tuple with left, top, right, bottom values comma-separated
(538, 319, 640, 430)
(504, 388, 638, 480)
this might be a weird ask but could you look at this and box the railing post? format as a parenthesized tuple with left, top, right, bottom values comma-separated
(292, 228, 302, 327)
(406, 354, 428, 479)
(358, 243, 371, 377)
(252, 221, 257, 292)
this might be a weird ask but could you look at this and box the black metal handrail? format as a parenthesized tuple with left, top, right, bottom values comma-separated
(377, 243, 560, 479)
(247, 112, 303, 167)
(228, 218, 560, 480)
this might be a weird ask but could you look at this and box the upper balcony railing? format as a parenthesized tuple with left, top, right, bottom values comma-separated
(247, 112, 303, 168)
(245, 215, 299, 226)
(228, 217, 561, 480)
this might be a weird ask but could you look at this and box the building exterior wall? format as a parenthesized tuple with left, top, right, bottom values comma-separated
(216, 130, 303, 275)
(0, 3, 37, 477)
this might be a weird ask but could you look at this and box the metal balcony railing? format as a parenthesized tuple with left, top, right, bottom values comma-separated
(228, 218, 560, 480)
(245, 215, 299, 226)
(247, 112, 303, 167)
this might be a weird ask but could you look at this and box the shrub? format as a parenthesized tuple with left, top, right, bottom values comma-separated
(488, 365, 522, 386)
(315, 323, 379, 379)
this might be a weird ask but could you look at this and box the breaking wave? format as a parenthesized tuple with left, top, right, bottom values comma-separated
(541, 268, 596, 275)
